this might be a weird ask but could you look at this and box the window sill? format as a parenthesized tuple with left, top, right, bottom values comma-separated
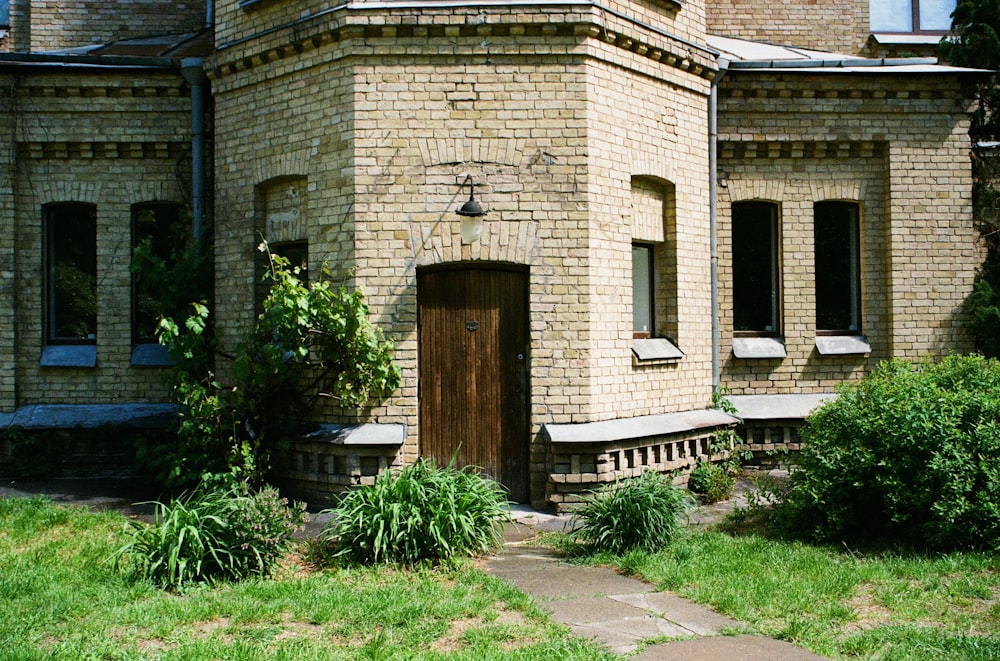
(815, 335, 871, 356)
(733, 337, 786, 359)
(131, 343, 174, 367)
(40, 345, 97, 368)
(870, 33, 945, 45)
(632, 338, 683, 363)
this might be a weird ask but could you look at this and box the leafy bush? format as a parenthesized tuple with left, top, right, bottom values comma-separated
(772, 355, 1000, 550)
(115, 482, 307, 590)
(320, 459, 510, 564)
(688, 461, 735, 504)
(573, 470, 692, 554)
(138, 245, 401, 489)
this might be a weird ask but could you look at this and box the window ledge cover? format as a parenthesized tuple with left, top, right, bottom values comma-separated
(40, 345, 96, 368)
(871, 33, 944, 45)
(733, 336, 786, 359)
(815, 335, 871, 356)
(632, 338, 683, 362)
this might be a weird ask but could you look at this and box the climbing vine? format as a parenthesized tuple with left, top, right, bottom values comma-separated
(138, 244, 401, 490)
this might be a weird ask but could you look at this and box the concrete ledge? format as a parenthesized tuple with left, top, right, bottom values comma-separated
(815, 335, 870, 356)
(733, 336, 786, 359)
(0, 403, 177, 430)
(729, 393, 834, 421)
(544, 409, 738, 444)
(632, 338, 684, 362)
(130, 343, 174, 366)
(40, 345, 97, 368)
(301, 423, 406, 446)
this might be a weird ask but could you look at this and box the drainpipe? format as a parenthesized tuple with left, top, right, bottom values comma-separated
(206, 0, 214, 28)
(181, 58, 207, 254)
(9, 0, 30, 53)
(710, 61, 728, 391)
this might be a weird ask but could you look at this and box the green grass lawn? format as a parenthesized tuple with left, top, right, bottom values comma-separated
(0, 496, 612, 660)
(587, 527, 1000, 660)
(7, 494, 1000, 660)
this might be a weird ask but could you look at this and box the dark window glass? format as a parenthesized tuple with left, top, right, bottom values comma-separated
(271, 241, 309, 283)
(814, 202, 861, 332)
(632, 244, 653, 337)
(46, 203, 97, 343)
(732, 202, 779, 334)
(132, 203, 186, 342)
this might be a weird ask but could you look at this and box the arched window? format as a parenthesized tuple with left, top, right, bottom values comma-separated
(732, 201, 780, 335)
(131, 202, 186, 343)
(814, 201, 861, 333)
(45, 202, 97, 343)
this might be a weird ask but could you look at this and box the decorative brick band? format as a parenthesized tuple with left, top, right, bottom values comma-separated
(719, 140, 884, 160)
(18, 141, 188, 160)
(721, 87, 951, 101)
(19, 85, 187, 99)
(212, 8, 718, 83)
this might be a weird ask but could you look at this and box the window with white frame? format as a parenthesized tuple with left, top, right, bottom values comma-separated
(45, 203, 97, 344)
(732, 201, 780, 335)
(870, 0, 955, 33)
(632, 243, 654, 338)
(814, 201, 862, 334)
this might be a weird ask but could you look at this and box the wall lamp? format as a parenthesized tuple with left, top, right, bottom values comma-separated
(456, 175, 487, 218)
(456, 175, 487, 243)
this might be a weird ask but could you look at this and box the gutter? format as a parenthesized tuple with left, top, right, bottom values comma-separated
(728, 56, 939, 70)
(0, 51, 180, 70)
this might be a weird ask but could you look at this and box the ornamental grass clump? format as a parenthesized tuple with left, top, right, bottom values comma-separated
(573, 470, 692, 554)
(320, 459, 510, 564)
(115, 483, 307, 590)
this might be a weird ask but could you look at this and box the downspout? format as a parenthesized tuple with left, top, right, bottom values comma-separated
(710, 60, 728, 392)
(181, 58, 207, 253)
(206, 0, 214, 28)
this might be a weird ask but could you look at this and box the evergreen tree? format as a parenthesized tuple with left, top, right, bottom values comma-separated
(940, 0, 1000, 357)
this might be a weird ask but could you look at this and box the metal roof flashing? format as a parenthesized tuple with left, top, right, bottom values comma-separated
(708, 34, 989, 75)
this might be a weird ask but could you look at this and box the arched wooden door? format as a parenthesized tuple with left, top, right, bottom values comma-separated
(417, 264, 530, 502)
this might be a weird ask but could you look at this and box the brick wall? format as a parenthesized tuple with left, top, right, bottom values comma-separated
(1, 69, 194, 410)
(717, 72, 979, 395)
(211, 1, 720, 502)
(706, 0, 871, 56)
(20, 1, 207, 52)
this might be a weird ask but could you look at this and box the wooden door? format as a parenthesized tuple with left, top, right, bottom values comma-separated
(418, 264, 530, 502)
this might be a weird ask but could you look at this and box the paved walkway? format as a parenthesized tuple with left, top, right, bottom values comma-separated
(487, 505, 831, 660)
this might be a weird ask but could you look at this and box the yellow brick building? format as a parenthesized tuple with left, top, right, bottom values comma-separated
(0, 0, 983, 508)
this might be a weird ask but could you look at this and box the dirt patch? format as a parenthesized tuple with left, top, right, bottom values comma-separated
(843, 583, 893, 632)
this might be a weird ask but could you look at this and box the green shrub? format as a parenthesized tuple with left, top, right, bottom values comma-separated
(688, 461, 735, 504)
(115, 482, 307, 590)
(573, 470, 692, 554)
(320, 459, 510, 564)
(772, 355, 1000, 550)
